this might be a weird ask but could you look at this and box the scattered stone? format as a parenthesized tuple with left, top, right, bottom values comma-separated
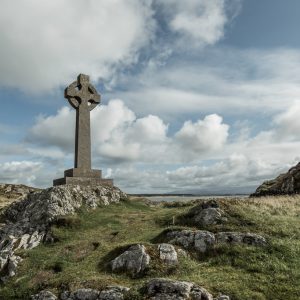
(99, 286, 130, 300)
(145, 278, 213, 300)
(182, 200, 227, 227)
(251, 162, 300, 196)
(31, 290, 57, 300)
(166, 230, 216, 253)
(110, 244, 150, 277)
(177, 248, 188, 257)
(158, 243, 178, 265)
(215, 232, 267, 246)
(215, 296, 230, 300)
(0, 184, 127, 280)
(69, 288, 100, 300)
(166, 229, 266, 253)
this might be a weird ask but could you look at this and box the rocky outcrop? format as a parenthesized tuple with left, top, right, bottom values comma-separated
(166, 230, 266, 253)
(0, 184, 127, 281)
(33, 281, 229, 300)
(215, 232, 267, 246)
(158, 243, 178, 265)
(31, 290, 57, 300)
(145, 278, 229, 300)
(180, 200, 227, 227)
(251, 162, 300, 197)
(166, 230, 216, 253)
(110, 244, 150, 277)
(0, 183, 39, 199)
(33, 286, 130, 300)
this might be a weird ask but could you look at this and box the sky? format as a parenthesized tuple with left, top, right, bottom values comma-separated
(1, 0, 300, 194)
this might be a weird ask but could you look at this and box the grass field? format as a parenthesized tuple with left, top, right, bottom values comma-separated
(0, 196, 299, 299)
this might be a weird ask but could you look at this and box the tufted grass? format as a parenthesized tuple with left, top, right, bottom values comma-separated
(0, 195, 299, 299)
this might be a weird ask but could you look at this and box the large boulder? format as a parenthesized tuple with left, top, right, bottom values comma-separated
(0, 184, 127, 280)
(110, 244, 150, 277)
(251, 162, 300, 197)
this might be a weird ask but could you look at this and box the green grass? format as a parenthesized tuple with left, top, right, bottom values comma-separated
(0, 196, 300, 299)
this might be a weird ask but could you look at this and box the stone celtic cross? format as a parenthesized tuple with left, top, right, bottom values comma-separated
(53, 74, 113, 187)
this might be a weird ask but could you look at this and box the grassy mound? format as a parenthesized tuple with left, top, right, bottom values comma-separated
(0, 196, 299, 300)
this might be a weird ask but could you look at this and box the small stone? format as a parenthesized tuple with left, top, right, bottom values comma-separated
(216, 296, 230, 300)
(99, 286, 130, 300)
(70, 288, 99, 300)
(158, 243, 178, 265)
(145, 278, 214, 300)
(31, 290, 57, 300)
(146, 278, 193, 299)
(110, 244, 150, 277)
(177, 248, 188, 257)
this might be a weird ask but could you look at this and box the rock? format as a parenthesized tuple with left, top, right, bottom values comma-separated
(194, 231, 216, 253)
(166, 230, 216, 253)
(166, 230, 266, 253)
(31, 290, 57, 300)
(158, 243, 178, 265)
(99, 286, 130, 300)
(215, 296, 230, 300)
(177, 248, 188, 257)
(216, 232, 267, 246)
(110, 244, 150, 277)
(251, 162, 300, 196)
(145, 278, 213, 300)
(0, 184, 127, 280)
(69, 288, 100, 300)
(182, 200, 226, 227)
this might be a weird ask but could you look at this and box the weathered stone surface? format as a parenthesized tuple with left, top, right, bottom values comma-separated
(182, 200, 227, 227)
(215, 232, 267, 246)
(69, 288, 100, 300)
(251, 162, 300, 197)
(158, 243, 178, 265)
(54, 74, 113, 187)
(0, 185, 127, 280)
(99, 286, 130, 300)
(166, 230, 266, 253)
(110, 244, 150, 276)
(166, 230, 216, 253)
(145, 278, 213, 300)
(215, 296, 230, 300)
(31, 290, 57, 300)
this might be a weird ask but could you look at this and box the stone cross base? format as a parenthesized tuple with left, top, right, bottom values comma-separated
(53, 168, 113, 187)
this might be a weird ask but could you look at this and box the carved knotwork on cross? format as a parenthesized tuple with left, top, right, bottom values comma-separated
(64, 74, 101, 170)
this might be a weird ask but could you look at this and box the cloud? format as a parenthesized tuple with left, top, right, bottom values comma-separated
(274, 101, 300, 141)
(156, 0, 241, 47)
(0, 161, 42, 186)
(26, 100, 230, 164)
(107, 47, 300, 118)
(26, 107, 75, 151)
(175, 114, 229, 153)
(0, 0, 155, 92)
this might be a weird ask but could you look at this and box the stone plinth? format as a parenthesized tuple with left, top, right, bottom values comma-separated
(53, 168, 113, 187)
(53, 74, 114, 187)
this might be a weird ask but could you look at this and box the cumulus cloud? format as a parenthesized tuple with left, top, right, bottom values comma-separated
(274, 101, 300, 141)
(0, 161, 42, 186)
(0, 0, 155, 92)
(26, 100, 229, 164)
(175, 114, 229, 153)
(156, 0, 241, 46)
